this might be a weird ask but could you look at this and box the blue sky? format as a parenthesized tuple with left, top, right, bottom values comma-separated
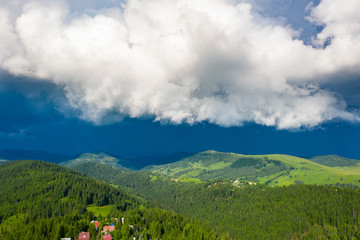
(0, 0, 360, 158)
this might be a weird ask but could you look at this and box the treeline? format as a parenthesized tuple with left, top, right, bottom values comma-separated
(0, 160, 228, 240)
(75, 162, 360, 239)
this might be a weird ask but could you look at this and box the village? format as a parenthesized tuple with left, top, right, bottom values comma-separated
(169, 176, 257, 189)
(61, 217, 136, 240)
(58, 178, 259, 240)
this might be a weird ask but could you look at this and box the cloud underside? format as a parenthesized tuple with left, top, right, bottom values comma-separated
(0, 0, 360, 129)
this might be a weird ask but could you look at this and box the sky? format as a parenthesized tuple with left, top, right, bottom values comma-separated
(0, 0, 360, 158)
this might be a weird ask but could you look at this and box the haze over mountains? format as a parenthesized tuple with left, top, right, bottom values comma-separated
(0, 149, 76, 164)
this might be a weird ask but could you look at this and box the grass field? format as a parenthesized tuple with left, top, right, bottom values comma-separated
(87, 204, 114, 218)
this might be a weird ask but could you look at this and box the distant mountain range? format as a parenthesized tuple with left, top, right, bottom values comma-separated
(0, 149, 195, 169)
(0, 149, 76, 164)
(146, 151, 360, 186)
(1, 149, 360, 187)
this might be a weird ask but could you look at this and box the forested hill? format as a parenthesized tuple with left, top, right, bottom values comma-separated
(74, 162, 360, 239)
(0, 160, 136, 239)
(0, 160, 228, 240)
(0, 160, 135, 211)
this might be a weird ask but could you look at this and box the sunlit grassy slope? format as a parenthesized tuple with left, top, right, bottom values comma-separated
(87, 204, 114, 217)
(148, 151, 360, 186)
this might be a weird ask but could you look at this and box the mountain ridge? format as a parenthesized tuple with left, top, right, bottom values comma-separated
(146, 151, 360, 187)
(2, 149, 360, 185)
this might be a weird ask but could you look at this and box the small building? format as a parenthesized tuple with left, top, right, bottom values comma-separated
(102, 225, 115, 234)
(78, 232, 90, 240)
(91, 220, 99, 229)
(101, 235, 112, 240)
(61, 238, 71, 240)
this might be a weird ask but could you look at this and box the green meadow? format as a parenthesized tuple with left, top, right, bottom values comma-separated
(148, 151, 360, 187)
(87, 204, 115, 218)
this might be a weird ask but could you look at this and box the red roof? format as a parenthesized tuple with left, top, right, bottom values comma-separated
(78, 232, 90, 240)
(102, 226, 115, 233)
(93, 221, 99, 228)
(101, 235, 112, 240)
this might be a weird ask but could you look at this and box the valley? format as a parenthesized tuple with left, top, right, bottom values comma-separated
(1, 150, 360, 239)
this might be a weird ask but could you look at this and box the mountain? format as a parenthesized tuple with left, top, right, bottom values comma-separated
(59, 151, 142, 170)
(0, 160, 224, 240)
(309, 155, 360, 167)
(0, 160, 136, 214)
(0, 160, 136, 239)
(73, 162, 360, 239)
(0, 149, 195, 169)
(0, 149, 74, 164)
(60, 151, 196, 170)
(146, 150, 360, 187)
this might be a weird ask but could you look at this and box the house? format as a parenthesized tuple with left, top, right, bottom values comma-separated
(102, 225, 115, 234)
(78, 232, 90, 240)
(101, 235, 112, 240)
(61, 238, 71, 240)
(91, 220, 99, 229)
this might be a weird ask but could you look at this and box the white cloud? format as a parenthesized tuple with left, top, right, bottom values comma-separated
(0, 0, 359, 129)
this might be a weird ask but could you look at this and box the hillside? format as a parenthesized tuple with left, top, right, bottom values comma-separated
(146, 151, 360, 187)
(0, 161, 134, 210)
(309, 155, 360, 167)
(0, 160, 227, 240)
(74, 162, 360, 240)
(0, 160, 136, 239)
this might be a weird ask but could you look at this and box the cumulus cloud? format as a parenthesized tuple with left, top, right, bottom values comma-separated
(0, 0, 359, 129)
